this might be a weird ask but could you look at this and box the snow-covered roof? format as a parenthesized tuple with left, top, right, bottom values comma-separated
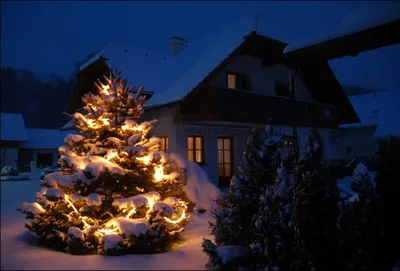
(81, 15, 295, 108)
(340, 90, 400, 137)
(284, 2, 400, 54)
(0, 113, 28, 142)
(19, 129, 72, 149)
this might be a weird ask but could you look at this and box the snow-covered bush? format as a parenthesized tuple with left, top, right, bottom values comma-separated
(40, 166, 56, 180)
(1, 165, 19, 176)
(338, 162, 383, 269)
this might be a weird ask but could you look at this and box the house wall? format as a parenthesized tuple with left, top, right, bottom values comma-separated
(338, 126, 379, 160)
(149, 118, 339, 186)
(142, 105, 181, 154)
(210, 55, 314, 102)
(0, 141, 19, 168)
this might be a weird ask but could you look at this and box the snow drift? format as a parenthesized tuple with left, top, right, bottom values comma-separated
(183, 162, 220, 210)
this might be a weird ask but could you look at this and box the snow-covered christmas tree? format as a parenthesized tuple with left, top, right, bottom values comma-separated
(202, 125, 283, 270)
(18, 71, 191, 255)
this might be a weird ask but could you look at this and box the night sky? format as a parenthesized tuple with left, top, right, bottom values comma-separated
(2, 1, 399, 91)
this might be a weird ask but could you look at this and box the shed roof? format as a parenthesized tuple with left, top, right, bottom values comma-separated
(0, 113, 28, 142)
(341, 90, 400, 137)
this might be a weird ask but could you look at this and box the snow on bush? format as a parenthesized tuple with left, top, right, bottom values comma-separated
(1, 165, 19, 176)
(216, 246, 248, 264)
(18, 202, 46, 215)
(68, 227, 85, 240)
(116, 218, 150, 237)
(102, 234, 124, 251)
(183, 162, 220, 211)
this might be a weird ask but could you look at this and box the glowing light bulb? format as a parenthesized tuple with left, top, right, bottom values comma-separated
(136, 156, 151, 165)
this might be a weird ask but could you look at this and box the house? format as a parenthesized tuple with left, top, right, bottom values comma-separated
(1, 113, 71, 170)
(65, 16, 358, 187)
(18, 128, 72, 169)
(339, 89, 400, 162)
(1, 113, 29, 168)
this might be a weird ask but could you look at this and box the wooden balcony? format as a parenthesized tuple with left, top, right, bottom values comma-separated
(178, 88, 340, 128)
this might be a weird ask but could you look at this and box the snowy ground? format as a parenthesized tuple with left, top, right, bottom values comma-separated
(1, 179, 214, 270)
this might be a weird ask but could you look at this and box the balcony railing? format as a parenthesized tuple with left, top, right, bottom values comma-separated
(180, 88, 339, 128)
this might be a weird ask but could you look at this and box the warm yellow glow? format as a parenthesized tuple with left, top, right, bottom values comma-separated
(65, 195, 91, 228)
(101, 85, 110, 95)
(125, 208, 137, 219)
(121, 124, 143, 132)
(106, 150, 119, 161)
(87, 103, 98, 111)
(164, 209, 186, 224)
(136, 156, 151, 165)
(154, 165, 164, 182)
(99, 117, 110, 126)
(62, 187, 189, 238)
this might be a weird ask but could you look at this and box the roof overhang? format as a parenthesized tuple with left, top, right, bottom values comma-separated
(284, 19, 400, 64)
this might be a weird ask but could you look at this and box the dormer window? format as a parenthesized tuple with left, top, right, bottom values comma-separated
(227, 72, 251, 91)
(275, 81, 290, 98)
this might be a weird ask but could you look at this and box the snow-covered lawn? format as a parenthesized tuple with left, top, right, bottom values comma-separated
(1, 179, 214, 270)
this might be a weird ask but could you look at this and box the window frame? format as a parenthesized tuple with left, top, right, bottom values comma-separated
(187, 136, 204, 164)
(226, 71, 251, 91)
(217, 137, 233, 178)
(275, 80, 290, 98)
(159, 136, 169, 153)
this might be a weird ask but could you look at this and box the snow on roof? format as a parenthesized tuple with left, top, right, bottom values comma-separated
(340, 90, 400, 137)
(0, 113, 28, 141)
(81, 15, 295, 108)
(19, 129, 73, 149)
(284, 2, 400, 54)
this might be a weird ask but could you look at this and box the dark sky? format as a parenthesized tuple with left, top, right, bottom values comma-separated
(1, 1, 399, 91)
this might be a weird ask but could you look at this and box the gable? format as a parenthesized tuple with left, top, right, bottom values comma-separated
(210, 54, 314, 102)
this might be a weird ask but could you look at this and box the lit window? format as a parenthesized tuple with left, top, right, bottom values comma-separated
(227, 72, 250, 90)
(188, 136, 204, 164)
(160, 136, 168, 153)
(218, 137, 232, 177)
(228, 74, 236, 89)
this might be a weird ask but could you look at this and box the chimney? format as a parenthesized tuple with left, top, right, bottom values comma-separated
(169, 36, 186, 55)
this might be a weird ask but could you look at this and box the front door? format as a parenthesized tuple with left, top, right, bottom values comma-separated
(218, 137, 232, 187)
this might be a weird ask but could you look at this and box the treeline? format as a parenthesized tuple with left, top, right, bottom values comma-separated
(1, 67, 74, 129)
(1, 52, 97, 129)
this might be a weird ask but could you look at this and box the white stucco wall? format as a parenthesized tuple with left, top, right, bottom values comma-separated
(151, 120, 339, 186)
(210, 55, 314, 102)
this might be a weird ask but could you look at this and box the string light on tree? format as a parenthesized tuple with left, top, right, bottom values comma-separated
(17, 70, 192, 255)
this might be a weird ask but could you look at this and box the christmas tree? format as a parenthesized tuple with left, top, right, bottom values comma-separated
(203, 125, 283, 270)
(18, 71, 191, 255)
(294, 129, 339, 269)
